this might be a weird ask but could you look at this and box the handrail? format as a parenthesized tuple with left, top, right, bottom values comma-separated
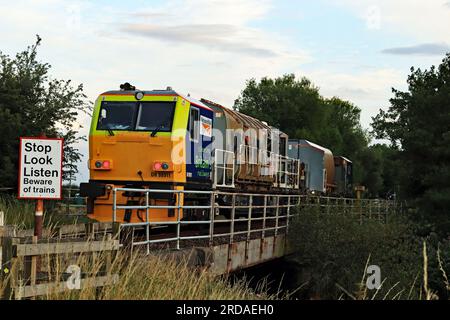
(213, 149, 235, 188)
(111, 188, 399, 253)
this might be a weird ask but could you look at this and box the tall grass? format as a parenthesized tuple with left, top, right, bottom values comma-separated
(0, 244, 271, 300)
(0, 195, 270, 300)
(347, 241, 449, 300)
(2, 196, 447, 300)
(287, 204, 450, 300)
(0, 194, 35, 228)
(0, 194, 91, 231)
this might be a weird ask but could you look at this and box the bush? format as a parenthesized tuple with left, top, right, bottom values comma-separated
(286, 205, 445, 299)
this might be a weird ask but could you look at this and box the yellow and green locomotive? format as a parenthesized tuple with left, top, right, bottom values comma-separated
(80, 84, 216, 223)
(80, 83, 352, 223)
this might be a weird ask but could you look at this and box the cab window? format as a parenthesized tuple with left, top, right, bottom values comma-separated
(97, 101, 175, 132)
(97, 101, 136, 130)
(135, 102, 175, 131)
(189, 107, 200, 142)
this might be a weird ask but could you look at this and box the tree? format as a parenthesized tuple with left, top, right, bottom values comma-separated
(233, 74, 326, 142)
(321, 97, 369, 159)
(233, 74, 373, 189)
(0, 35, 89, 188)
(372, 54, 450, 236)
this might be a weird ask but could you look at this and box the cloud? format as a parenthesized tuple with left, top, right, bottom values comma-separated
(121, 23, 278, 57)
(115, 0, 293, 59)
(381, 43, 450, 56)
(332, 0, 450, 43)
(128, 11, 173, 19)
(179, 0, 272, 26)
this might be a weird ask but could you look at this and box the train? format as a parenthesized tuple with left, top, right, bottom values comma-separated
(80, 83, 353, 224)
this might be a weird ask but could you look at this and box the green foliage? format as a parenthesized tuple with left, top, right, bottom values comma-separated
(233, 74, 397, 195)
(288, 206, 450, 299)
(0, 35, 89, 187)
(234, 75, 325, 141)
(372, 54, 450, 235)
(234, 74, 368, 154)
(355, 144, 402, 198)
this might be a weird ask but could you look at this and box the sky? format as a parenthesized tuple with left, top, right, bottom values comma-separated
(1, 0, 449, 183)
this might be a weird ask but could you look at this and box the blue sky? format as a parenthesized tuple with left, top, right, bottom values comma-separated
(1, 0, 449, 183)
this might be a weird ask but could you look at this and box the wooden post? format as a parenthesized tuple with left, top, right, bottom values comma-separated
(30, 236, 37, 285)
(112, 222, 121, 240)
(34, 200, 44, 239)
(1, 237, 20, 300)
(105, 234, 112, 275)
(85, 223, 95, 240)
(33, 199, 43, 284)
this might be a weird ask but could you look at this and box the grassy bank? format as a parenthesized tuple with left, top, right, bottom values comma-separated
(0, 244, 271, 300)
(287, 205, 450, 300)
(52, 252, 271, 300)
(0, 194, 271, 300)
(2, 194, 448, 300)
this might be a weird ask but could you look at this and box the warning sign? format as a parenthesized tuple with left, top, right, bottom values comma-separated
(18, 137, 63, 199)
(200, 116, 212, 137)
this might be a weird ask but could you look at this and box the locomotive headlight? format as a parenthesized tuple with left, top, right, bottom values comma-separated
(154, 162, 162, 170)
(162, 163, 169, 170)
(93, 159, 113, 170)
(102, 160, 111, 169)
(135, 91, 144, 100)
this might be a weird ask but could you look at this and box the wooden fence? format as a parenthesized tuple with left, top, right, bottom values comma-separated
(0, 217, 120, 300)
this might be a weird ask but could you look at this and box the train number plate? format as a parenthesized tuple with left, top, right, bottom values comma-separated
(151, 172, 172, 178)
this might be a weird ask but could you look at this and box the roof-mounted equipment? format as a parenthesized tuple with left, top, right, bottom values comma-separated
(120, 82, 136, 91)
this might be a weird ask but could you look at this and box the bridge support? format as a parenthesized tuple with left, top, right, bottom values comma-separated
(163, 234, 290, 275)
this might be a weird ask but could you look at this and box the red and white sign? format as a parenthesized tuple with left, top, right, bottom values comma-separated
(18, 137, 63, 199)
(200, 116, 212, 137)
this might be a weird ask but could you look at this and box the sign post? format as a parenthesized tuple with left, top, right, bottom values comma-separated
(18, 136, 63, 238)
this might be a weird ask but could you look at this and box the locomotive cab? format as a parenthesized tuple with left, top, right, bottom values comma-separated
(80, 86, 213, 223)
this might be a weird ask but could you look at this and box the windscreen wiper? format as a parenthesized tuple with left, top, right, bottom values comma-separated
(151, 117, 171, 137)
(107, 128, 115, 136)
(150, 124, 164, 137)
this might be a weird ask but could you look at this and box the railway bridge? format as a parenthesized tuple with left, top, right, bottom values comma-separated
(0, 189, 400, 299)
(112, 188, 399, 275)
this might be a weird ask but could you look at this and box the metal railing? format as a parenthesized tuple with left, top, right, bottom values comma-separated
(112, 188, 303, 253)
(230, 145, 300, 189)
(213, 149, 235, 188)
(275, 155, 300, 189)
(113, 188, 213, 253)
(111, 188, 400, 253)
